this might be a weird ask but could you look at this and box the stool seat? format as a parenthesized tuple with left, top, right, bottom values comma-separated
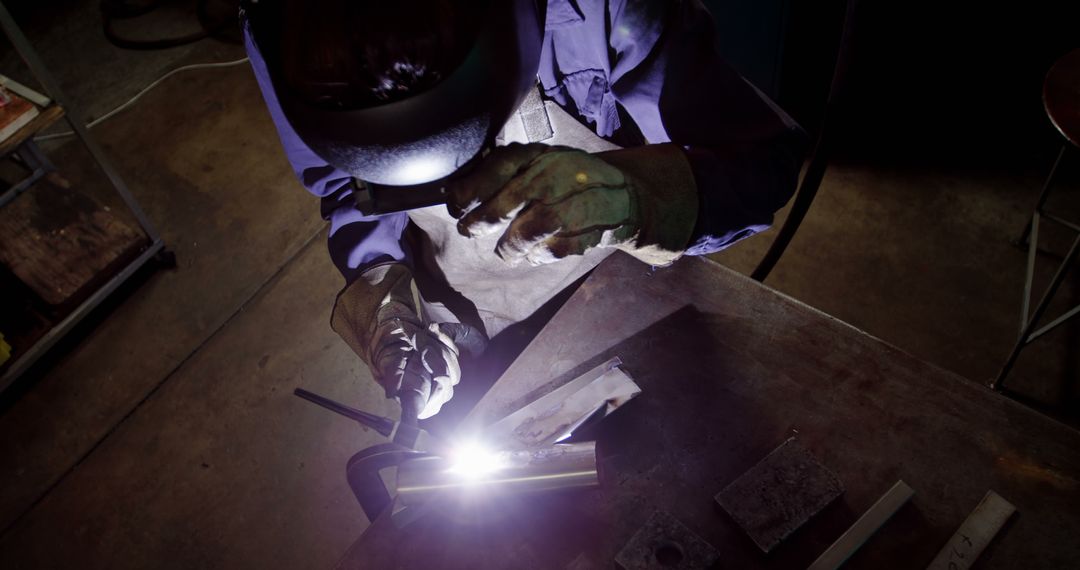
(1044, 48, 1080, 148)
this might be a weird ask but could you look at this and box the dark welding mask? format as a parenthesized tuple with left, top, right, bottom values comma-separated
(250, 0, 545, 214)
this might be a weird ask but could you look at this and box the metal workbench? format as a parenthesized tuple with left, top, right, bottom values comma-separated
(337, 252, 1080, 569)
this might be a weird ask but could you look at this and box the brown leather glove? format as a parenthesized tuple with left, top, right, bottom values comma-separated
(331, 263, 484, 419)
(446, 142, 699, 267)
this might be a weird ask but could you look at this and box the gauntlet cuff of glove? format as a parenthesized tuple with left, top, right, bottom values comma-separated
(330, 262, 421, 396)
(598, 143, 699, 266)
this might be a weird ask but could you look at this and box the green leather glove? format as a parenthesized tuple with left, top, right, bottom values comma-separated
(446, 142, 699, 267)
(331, 263, 485, 419)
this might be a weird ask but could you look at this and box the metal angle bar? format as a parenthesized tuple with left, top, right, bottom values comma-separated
(483, 357, 641, 449)
(807, 480, 914, 570)
(0, 239, 164, 392)
(925, 491, 1016, 570)
(0, 2, 162, 243)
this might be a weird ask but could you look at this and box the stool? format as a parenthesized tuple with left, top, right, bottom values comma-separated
(992, 48, 1080, 390)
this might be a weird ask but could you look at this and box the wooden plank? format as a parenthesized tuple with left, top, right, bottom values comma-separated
(807, 480, 915, 570)
(0, 178, 146, 305)
(925, 491, 1016, 570)
(0, 104, 63, 157)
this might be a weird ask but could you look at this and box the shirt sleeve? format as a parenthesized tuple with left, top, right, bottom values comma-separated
(242, 23, 409, 283)
(607, 0, 809, 255)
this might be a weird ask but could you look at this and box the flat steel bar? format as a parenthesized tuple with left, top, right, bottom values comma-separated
(0, 239, 164, 392)
(807, 480, 914, 570)
(925, 491, 1016, 570)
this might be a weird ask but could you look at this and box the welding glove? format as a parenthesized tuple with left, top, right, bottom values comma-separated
(447, 142, 699, 267)
(331, 263, 486, 420)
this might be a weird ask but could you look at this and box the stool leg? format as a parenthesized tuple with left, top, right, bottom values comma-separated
(1016, 145, 1066, 246)
(993, 232, 1080, 391)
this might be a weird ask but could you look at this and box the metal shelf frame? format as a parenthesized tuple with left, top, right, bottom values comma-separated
(0, 2, 167, 391)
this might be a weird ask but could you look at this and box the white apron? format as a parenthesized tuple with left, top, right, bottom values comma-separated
(407, 91, 620, 337)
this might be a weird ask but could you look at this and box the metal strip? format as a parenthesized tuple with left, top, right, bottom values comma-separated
(807, 480, 914, 570)
(925, 491, 1016, 570)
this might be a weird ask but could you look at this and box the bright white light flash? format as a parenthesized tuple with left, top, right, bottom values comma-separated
(392, 155, 450, 186)
(445, 442, 506, 480)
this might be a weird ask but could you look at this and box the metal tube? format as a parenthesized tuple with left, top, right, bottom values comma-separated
(396, 441, 598, 506)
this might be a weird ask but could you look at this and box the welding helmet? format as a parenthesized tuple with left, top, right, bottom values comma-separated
(247, 0, 545, 213)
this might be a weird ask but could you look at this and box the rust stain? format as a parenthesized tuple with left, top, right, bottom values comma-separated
(996, 453, 1078, 490)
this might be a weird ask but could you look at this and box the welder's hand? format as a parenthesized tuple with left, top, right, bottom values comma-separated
(446, 142, 699, 267)
(373, 320, 461, 420)
(331, 263, 487, 420)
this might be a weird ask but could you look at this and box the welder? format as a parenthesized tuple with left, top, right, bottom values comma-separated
(241, 0, 807, 422)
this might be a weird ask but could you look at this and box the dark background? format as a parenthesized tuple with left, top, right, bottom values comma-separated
(708, 0, 1080, 169)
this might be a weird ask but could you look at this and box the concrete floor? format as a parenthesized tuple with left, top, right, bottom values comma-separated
(0, 3, 1077, 569)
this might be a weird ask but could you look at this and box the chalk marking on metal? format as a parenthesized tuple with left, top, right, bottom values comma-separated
(925, 490, 1016, 570)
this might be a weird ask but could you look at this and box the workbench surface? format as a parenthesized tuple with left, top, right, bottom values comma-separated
(338, 252, 1080, 569)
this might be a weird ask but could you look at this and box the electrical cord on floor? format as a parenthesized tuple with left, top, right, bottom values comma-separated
(34, 57, 250, 142)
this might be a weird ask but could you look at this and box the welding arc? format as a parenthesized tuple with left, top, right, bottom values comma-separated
(293, 388, 396, 436)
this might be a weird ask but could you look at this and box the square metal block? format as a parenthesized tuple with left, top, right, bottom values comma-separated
(715, 438, 844, 553)
(615, 510, 720, 570)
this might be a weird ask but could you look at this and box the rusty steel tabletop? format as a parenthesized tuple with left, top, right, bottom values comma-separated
(337, 252, 1080, 569)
